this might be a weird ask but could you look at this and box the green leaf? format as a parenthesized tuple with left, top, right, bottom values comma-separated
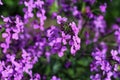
(49, 1, 58, 14)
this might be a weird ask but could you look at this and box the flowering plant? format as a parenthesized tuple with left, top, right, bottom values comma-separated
(0, 0, 120, 80)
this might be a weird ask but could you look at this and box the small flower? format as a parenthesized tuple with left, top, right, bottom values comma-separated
(111, 50, 120, 62)
(90, 74, 101, 80)
(51, 75, 61, 80)
(57, 15, 67, 24)
(0, 0, 3, 5)
(58, 46, 67, 57)
(70, 22, 79, 35)
(12, 33, 19, 40)
(61, 31, 71, 45)
(99, 3, 107, 13)
(70, 35, 81, 55)
(93, 15, 106, 33)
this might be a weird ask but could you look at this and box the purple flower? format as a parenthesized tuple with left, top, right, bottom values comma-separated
(0, 61, 4, 72)
(93, 15, 106, 33)
(92, 48, 106, 61)
(30, 73, 41, 80)
(72, 6, 81, 18)
(90, 74, 101, 80)
(35, 0, 44, 8)
(0, 0, 3, 5)
(115, 28, 120, 44)
(12, 33, 19, 40)
(111, 50, 120, 62)
(61, 31, 71, 45)
(99, 3, 107, 13)
(105, 71, 113, 80)
(24, 0, 35, 12)
(51, 75, 61, 80)
(70, 35, 81, 55)
(58, 46, 67, 57)
(57, 15, 67, 24)
(70, 22, 79, 35)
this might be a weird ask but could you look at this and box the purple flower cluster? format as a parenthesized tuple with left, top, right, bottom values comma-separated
(91, 48, 120, 80)
(0, 0, 119, 80)
(0, 0, 81, 79)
